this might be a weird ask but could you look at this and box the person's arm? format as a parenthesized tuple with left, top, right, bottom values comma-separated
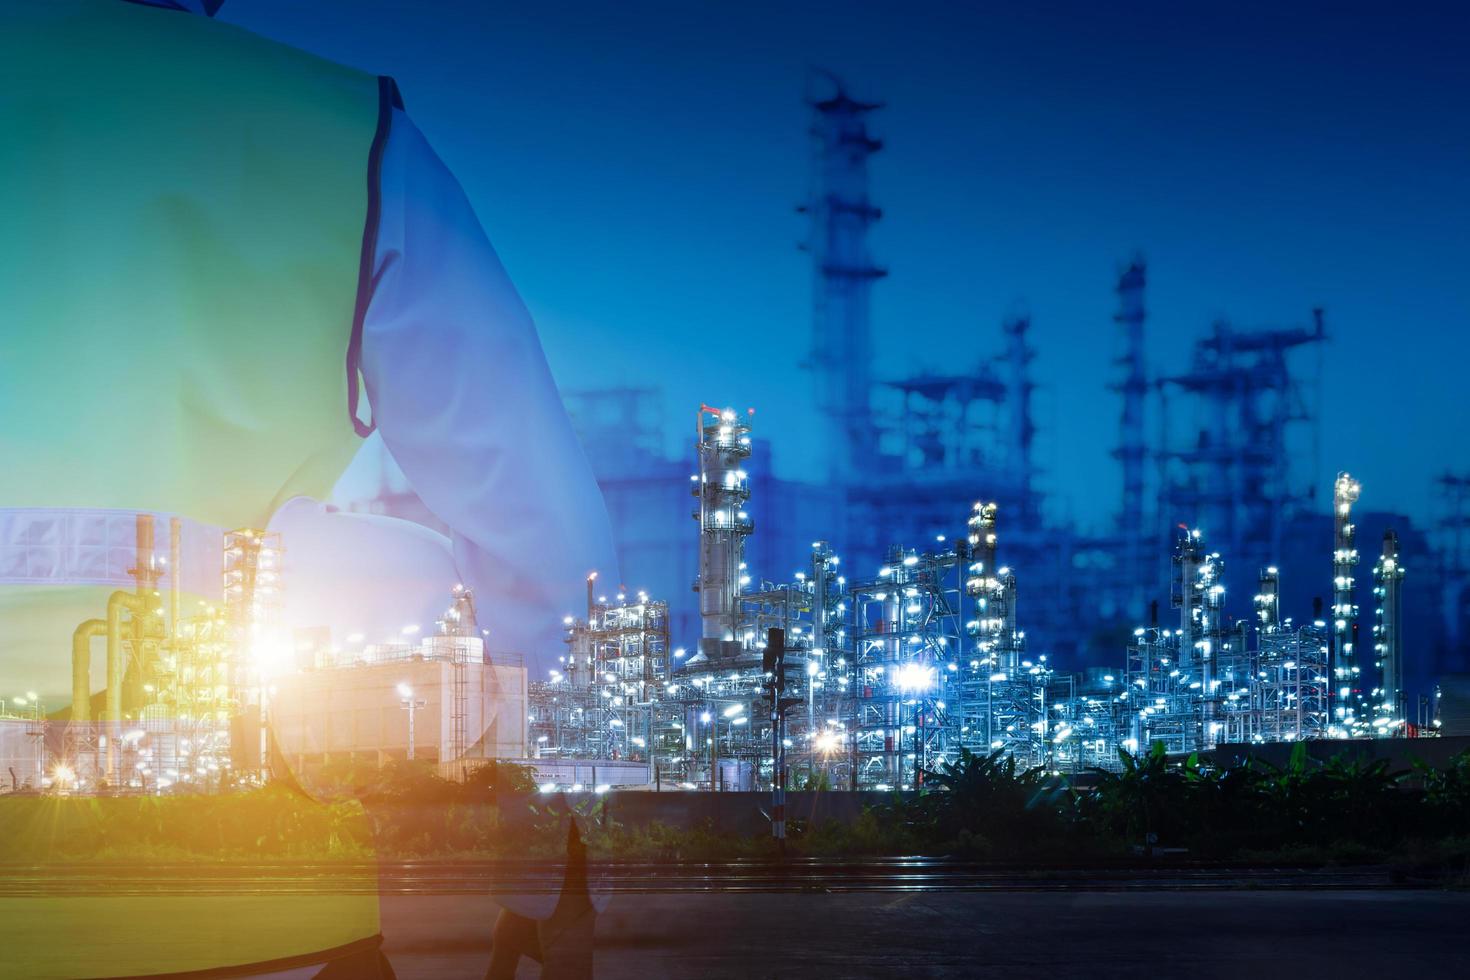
(360, 108, 618, 663)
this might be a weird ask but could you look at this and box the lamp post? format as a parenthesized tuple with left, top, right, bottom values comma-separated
(397, 683, 426, 761)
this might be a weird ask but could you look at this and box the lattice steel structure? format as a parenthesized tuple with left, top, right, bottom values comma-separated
(846, 544, 966, 788)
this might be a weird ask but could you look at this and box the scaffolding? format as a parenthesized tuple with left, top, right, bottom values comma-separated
(802, 72, 885, 482)
(221, 528, 282, 776)
(847, 544, 965, 789)
(1111, 257, 1150, 619)
(1157, 312, 1326, 584)
(961, 502, 1051, 768)
(531, 584, 676, 771)
(1051, 669, 1129, 774)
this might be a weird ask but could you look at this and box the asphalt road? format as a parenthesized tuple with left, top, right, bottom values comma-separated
(4, 863, 1464, 977)
(382, 889, 1470, 979)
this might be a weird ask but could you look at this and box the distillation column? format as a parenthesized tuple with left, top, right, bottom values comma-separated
(1256, 566, 1281, 631)
(802, 77, 886, 481)
(967, 503, 1005, 666)
(1331, 472, 1362, 734)
(1255, 565, 1284, 741)
(1372, 529, 1405, 729)
(1198, 551, 1226, 746)
(1172, 527, 1223, 748)
(1003, 316, 1037, 516)
(1173, 528, 1205, 671)
(693, 406, 753, 661)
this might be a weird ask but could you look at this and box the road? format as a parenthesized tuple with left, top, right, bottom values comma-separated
(4, 862, 1465, 977)
(384, 888, 1470, 979)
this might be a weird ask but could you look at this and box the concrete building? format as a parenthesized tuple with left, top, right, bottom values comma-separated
(271, 641, 527, 776)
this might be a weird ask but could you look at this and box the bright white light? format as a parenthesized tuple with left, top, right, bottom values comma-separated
(396, 683, 413, 699)
(723, 703, 744, 718)
(895, 663, 936, 693)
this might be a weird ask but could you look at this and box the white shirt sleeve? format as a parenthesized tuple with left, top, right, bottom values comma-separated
(360, 107, 619, 664)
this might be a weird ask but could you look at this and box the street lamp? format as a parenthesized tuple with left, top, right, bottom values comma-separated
(397, 683, 426, 761)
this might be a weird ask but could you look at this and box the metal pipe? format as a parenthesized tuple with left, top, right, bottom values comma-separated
(106, 591, 147, 780)
(131, 513, 158, 593)
(71, 619, 106, 724)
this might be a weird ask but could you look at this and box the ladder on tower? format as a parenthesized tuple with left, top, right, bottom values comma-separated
(451, 638, 469, 772)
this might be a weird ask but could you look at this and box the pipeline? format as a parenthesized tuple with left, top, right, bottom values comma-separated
(70, 619, 106, 724)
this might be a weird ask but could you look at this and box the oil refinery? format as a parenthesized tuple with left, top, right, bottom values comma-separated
(2, 79, 1464, 797)
(525, 401, 1431, 791)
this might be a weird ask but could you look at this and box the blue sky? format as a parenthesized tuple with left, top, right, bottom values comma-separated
(231, 0, 1470, 530)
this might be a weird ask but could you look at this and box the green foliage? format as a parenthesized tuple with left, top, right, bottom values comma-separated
(461, 759, 539, 798)
(1415, 751, 1470, 838)
(7, 749, 1468, 865)
(0, 785, 375, 862)
(1078, 741, 1419, 857)
(297, 758, 539, 855)
(868, 748, 1074, 856)
(797, 769, 833, 792)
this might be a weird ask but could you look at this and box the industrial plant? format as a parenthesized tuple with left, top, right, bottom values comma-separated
(522, 398, 1433, 790)
(3, 80, 1464, 798)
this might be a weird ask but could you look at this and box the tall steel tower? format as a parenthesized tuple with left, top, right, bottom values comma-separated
(1157, 310, 1326, 583)
(1112, 258, 1148, 615)
(1331, 472, 1363, 734)
(800, 73, 885, 481)
(693, 405, 754, 662)
(1003, 315, 1038, 510)
(1372, 529, 1405, 728)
